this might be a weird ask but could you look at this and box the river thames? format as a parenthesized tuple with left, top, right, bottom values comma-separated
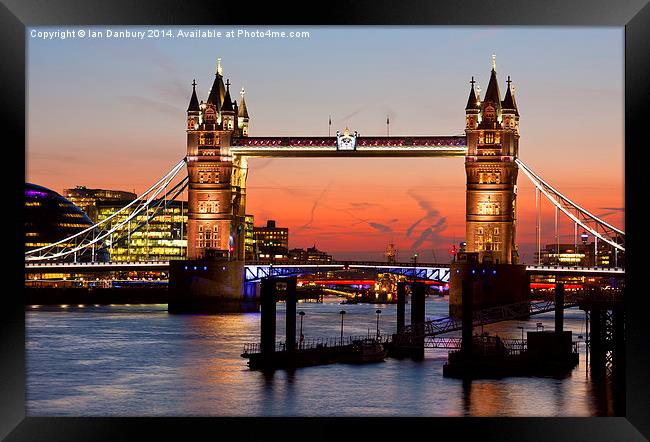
(25, 296, 621, 416)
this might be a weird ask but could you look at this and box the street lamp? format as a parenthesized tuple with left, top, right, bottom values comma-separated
(339, 310, 346, 346)
(412, 253, 418, 282)
(376, 309, 382, 339)
(299, 311, 305, 349)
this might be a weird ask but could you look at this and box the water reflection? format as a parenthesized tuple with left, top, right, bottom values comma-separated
(25, 298, 624, 416)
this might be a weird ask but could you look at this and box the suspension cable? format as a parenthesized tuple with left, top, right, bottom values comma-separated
(516, 158, 624, 252)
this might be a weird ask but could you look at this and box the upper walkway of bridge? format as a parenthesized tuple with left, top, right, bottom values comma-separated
(229, 136, 468, 157)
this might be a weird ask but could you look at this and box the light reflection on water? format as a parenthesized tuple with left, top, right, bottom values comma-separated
(26, 297, 621, 416)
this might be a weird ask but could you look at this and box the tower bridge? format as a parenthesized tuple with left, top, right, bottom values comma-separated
(25, 57, 625, 315)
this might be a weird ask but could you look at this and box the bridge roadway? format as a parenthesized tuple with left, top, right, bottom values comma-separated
(25, 260, 625, 282)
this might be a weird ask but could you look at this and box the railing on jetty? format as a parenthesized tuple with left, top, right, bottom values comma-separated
(242, 334, 391, 356)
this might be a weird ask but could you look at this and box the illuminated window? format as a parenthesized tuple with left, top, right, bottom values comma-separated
(198, 225, 204, 248)
(205, 228, 212, 247)
(475, 226, 484, 251)
(478, 199, 500, 215)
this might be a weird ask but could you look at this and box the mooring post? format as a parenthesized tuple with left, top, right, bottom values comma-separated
(461, 279, 474, 359)
(397, 281, 406, 333)
(285, 276, 297, 353)
(410, 282, 426, 360)
(555, 282, 564, 333)
(260, 277, 277, 357)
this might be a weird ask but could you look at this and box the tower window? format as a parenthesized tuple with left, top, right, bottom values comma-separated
(484, 132, 495, 144)
(198, 225, 204, 248)
(478, 199, 500, 215)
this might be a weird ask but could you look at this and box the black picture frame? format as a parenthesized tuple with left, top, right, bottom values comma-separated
(2, 0, 648, 439)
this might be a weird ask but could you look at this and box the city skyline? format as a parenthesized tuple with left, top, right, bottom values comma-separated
(26, 26, 625, 263)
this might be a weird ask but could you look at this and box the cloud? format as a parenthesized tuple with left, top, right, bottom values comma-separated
(152, 77, 189, 104)
(410, 227, 433, 250)
(404, 189, 449, 253)
(348, 202, 379, 210)
(406, 218, 423, 238)
(341, 207, 394, 234)
(405, 189, 443, 237)
(336, 108, 365, 123)
(598, 207, 624, 211)
(408, 190, 440, 219)
(410, 217, 448, 251)
(117, 95, 182, 119)
(298, 184, 331, 229)
(368, 222, 392, 233)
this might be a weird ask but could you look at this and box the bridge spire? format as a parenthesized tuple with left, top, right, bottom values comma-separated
(221, 79, 234, 113)
(465, 76, 480, 110)
(501, 75, 519, 116)
(207, 58, 226, 109)
(187, 79, 200, 112)
(239, 87, 249, 119)
(479, 61, 502, 128)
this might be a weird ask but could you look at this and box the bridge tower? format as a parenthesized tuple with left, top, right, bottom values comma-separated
(169, 59, 253, 313)
(449, 57, 529, 317)
(464, 57, 520, 265)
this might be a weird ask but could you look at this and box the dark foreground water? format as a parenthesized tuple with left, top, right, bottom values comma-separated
(26, 296, 621, 416)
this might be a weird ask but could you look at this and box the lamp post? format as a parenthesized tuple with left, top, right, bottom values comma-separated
(339, 310, 346, 346)
(411, 253, 418, 282)
(299, 311, 305, 349)
(376, 309, 382, 339)
(517, 326, 524, 341)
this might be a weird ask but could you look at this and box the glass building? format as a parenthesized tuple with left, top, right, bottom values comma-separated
(25, 183, 108, 262)
(64, 185, 137, 223)
(95, 200, 188, 261)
